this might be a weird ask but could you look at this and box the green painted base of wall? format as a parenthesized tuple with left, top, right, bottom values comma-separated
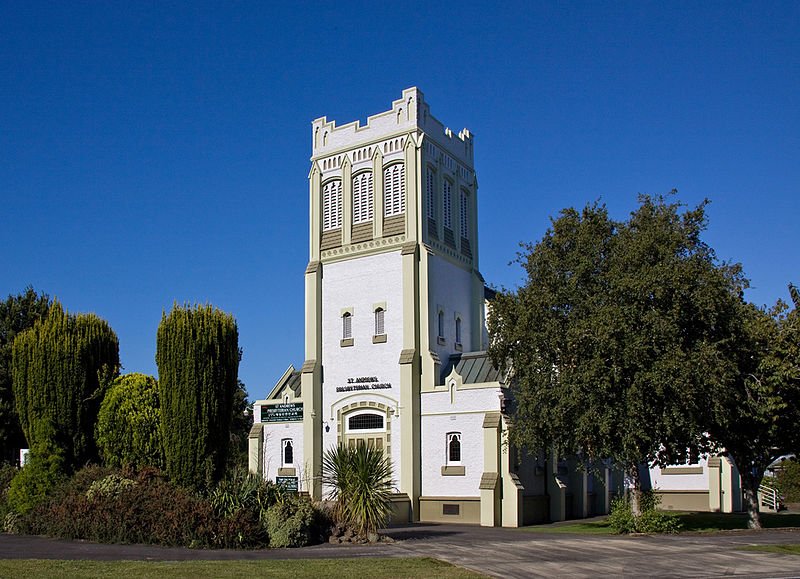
(657, 490, 710, 511)
(419, 496, 480, 524)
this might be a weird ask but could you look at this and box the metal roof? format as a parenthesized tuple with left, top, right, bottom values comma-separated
(441, 351, 502, 384)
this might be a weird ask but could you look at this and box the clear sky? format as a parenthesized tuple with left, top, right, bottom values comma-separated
(2, 2, 798, 398)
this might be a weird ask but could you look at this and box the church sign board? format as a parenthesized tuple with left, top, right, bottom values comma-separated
(276, 476, 298, 492)
(261, 402, 303, 423)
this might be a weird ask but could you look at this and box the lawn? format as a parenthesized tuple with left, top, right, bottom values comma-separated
(0, 558, 483, 578)
(520, 512, 800, 534)
(739, 544, 800, 556)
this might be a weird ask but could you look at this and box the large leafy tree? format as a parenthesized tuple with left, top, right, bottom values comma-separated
(156, 304, 239, 490)
(489, 194, 745, 511)
(96, 372, 163, 469)
(0, 287, 51, 463)
(709, 295, 800, 528)
(11, 300, 119, 470)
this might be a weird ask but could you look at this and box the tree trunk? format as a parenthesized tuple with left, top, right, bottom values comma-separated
(742, 474, 762, 529)
(627, 464, 642, 517)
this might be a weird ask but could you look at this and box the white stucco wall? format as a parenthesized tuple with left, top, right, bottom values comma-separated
(428, 254, 475, 365)
(320, 250, 404, 484)
(262, 421, 305, 489)
(421, 385, 502, 497)
(649, 456, 710, 491)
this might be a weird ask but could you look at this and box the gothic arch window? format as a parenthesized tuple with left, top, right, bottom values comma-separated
(447, 432, 461, 464)
(322, 179, 342, 231)
(282, 439, 293, 466)
(352, 172, 374, 224)
(455, 316, 462, 345)
(438, 310, 445, 340)
(383, 163, 405, 217)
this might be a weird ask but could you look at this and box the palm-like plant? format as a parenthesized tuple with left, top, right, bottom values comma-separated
(321, 444, 393, 537)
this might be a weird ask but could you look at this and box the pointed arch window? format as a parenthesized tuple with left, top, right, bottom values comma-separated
(322, 180, 342, 231)
(455, 317, 462, 346)
(383, 163, 405, 217)
(447, 432, 461, 464)
(352, 172, 374, 224)
(282, 439, 294, 466)
(460, 189, 469, 238)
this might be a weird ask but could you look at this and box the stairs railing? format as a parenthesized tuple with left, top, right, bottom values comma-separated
(759, 482, 781, 511)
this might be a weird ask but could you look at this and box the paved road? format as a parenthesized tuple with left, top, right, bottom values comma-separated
(2, 525, 800, 578)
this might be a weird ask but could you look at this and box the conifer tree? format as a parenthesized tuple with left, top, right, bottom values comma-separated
(156, 304, 239, 490)
(11, 300, 119, 470)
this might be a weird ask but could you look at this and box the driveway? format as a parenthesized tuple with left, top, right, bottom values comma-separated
(2, 525, 800, 578)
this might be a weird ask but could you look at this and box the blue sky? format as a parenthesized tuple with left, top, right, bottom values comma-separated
(2, 2, 798, 398)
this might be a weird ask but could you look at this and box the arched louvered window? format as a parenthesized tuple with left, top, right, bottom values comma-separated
(442, 179, 452, 229)
(426, 167, 436, 219)
(322, 180, 342, 231)
(383, 163, 405, 217)
(352, 172, 374, 224)
(460, 189, 469, 238)
(374, 308, 385, 336)
(342, 312, 352, 340)
(447, 432, 461, 464)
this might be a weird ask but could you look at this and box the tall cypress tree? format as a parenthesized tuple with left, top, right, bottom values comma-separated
(0, 287, 51, 463)
(11, 300, 119, 470)
(156, 304, 239, 490)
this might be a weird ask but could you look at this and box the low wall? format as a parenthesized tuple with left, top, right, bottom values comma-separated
(656, 489, 710, 511)
(419, 496, 481, 524)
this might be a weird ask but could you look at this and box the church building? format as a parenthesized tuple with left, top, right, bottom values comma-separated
(249, 88, 624, 526)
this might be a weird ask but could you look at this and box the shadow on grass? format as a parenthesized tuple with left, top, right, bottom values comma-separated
(675, 512, 800, 532)
(520, 512, 800, 535)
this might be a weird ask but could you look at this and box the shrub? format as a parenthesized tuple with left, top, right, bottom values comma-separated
(86, 474, 137, 501)
(607, 490, 682, 534)
(322, 444, 393, 538)
(96, 373, 163, 469)
(207, 466, 284, 522)
(607, 495, 636, 534)
(265, 494, 325, 548)
(6, 427, 67, 514)
(776, 459, 800, 503)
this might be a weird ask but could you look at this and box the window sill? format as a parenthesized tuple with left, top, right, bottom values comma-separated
(441, 465, 465, 476)
(455, 342, 463, 352)
(373, 334, 387, 344)
(340, 338, 354, 347)
(437, 336, 446, 346)
(278, 467, 296, 476)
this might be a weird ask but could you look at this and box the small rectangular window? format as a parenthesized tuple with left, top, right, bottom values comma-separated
(442, 504, 460, 516)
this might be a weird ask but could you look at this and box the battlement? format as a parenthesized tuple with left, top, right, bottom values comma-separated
(311, 87, 474, 167)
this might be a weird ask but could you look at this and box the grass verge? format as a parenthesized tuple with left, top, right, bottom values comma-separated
(739, 544, 800, 556)
(0, 557, 484, 579)
(520, 512, 800, 534)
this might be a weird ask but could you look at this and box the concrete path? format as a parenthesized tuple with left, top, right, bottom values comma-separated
(2, 525, 800, 578)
